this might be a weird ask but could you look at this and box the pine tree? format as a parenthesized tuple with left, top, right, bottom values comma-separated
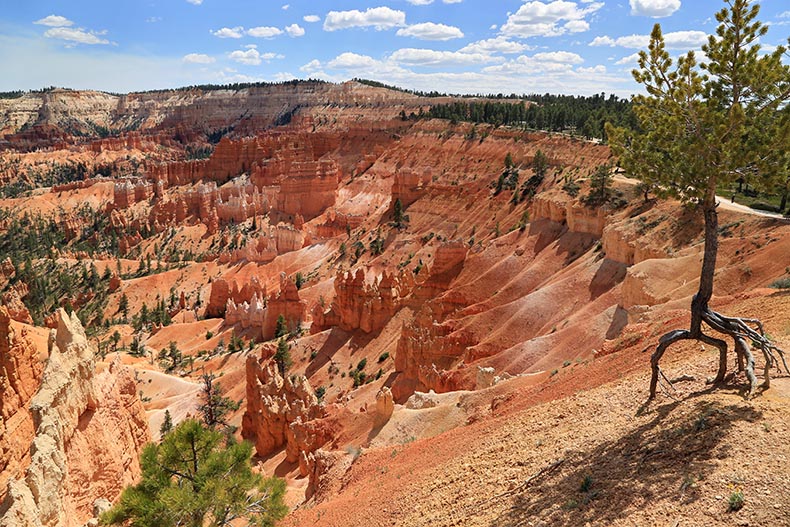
(274, 314, 287, 338)
(606, 0, 790, 398)
(118, 292, 129, 321)
(531, 149, 548, 180)
(101, 419, 287, 527)
(159, 409, 173, 438)
(274, 338, 291, 377)
(198, 372, 240, 429)
(393, 198, 406, 229)
(587, 163, 613, 206)
(110, 330, 121, 351)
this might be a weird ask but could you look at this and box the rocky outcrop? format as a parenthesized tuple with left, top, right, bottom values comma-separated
(392, 167, 430, 207)
(63, 362, 149, 524)
(601, 221, 668, 266)
(262, 274, 307, 340)
(1, 282, 32, 324)
(206, 276, 267, 318)
(374, 387, 394, 427)
(531, 193, 569, 224)
(241, 353, 325, 467)
(392, 306, 476, 402)
(0, 309, 150, 527)
(621, 254, 699, 309)
(276, 159, 340, 220)
(112, 180, 153, 209)
(567, 202, 608, 237)
(225, 294, 266, 330)
(0, 258, 15, 280)
(219, 274, 307, 340)
(312, 268, 410, 334)
(0, 308, 42, 497)
(216, 224, 308, 265)
(430, 241, 468, 276)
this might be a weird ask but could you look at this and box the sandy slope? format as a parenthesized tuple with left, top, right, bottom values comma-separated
(283, 289, 790, 527)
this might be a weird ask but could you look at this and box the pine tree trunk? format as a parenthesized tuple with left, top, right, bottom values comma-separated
(690, 189, 718, 336)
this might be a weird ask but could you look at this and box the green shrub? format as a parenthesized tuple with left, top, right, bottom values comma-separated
(728, 490, 745, 511)
(769, 277, 790, 289)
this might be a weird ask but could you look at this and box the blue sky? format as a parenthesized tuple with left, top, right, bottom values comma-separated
(1, 1, 788, 96)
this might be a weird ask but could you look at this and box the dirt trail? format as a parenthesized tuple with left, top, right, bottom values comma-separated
(613, 174, 787, 219)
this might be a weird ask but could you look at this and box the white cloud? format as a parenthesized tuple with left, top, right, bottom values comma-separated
(533, 51, 584, 64)
(324, 7, 406, 31)
(563, 20, 589, 33)
(282, 4, 290, 10)
(44, 27, 110, 45)
(591, 30, 707, 49)
(300, 59, 322, 73)
(615, 52, 641, 65)
(629, 0, 681, 18)
(211, 27, 244, 38)
(760, 44, 778, 54)
(577, 65, 607, 75)
(590, 35, 616, 46)
(305, 48, 632, 97)
(459, 36, 531, 55)
(500, 1, 603, 38)
(390, 48, 502, 66)
(407, 0, 434, 4)
(396, 22, 464, 41)
(274, 72, 296, 81)
(230, 48, 263, 65)
(0, 34, 194, 93)
(327, 52, 383, 70)
(303, 15, 320, 23)
(186, 0, 203, 5)
(34, 15, 73, 27)
(183, 53, 215, 64)
(146, 17, 162, 23)
(482, 51, 587, 76)
(229, 46, 283, 65)
(285, 24, 305, 37)
(247, 26, 283, 38)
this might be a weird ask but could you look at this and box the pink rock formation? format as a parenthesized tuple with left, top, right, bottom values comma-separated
(1, 283, 32, 324)
(241, 352, 325, 466)
(262, 274, 307, 340)
(1, 258, 16, 279)
(0, 308, 42, 497)
(216, 223, 308, 265)
(391, 306, 475, 402)
(276, 159, 340, 220)
(374, 386, 394, 427)
(392, 167, 430, 207)
(207, 276, 267, 318)
(312, 268, 410, 334)
(0, 309, 150, 527)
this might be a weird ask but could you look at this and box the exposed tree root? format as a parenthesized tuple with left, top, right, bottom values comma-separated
(649, 305, 789, 400)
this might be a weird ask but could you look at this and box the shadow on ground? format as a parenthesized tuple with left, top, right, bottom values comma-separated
(492, 396, 762, 526)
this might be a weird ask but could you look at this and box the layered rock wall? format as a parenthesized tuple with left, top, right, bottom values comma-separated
(0, 308, 42, 497)
(0, 310, 150, 527)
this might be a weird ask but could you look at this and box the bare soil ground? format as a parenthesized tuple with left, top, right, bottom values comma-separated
(284, 290, 790, 527)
